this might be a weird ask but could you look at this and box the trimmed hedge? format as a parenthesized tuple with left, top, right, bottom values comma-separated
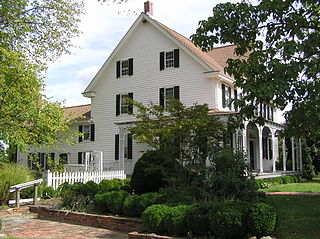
(156, 190, 194, 206)
(136, 192, 160, 216)
(256, 175, 301, 189)
(99, 178, 131, 193)
(123, 194, 139, 217)
(210, 201, 247, 239)
(163, 205, 192, 235)
(93, 192, 110, 212)
(105, 190, 130, 214)
(142, 204, 171, 233)
(247, 202, 277, 238)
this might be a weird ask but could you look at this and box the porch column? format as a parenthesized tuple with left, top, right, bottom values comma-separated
(282, 137, 287, 172)
(258, 132, 264, 173)
(119, 127, 127, 171)
(299, 138, 303, 172)
(291, 137, 296, 171)
(272, 132, 276, 173)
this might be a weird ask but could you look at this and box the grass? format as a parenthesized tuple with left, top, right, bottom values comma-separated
(267, 195, 320, 239)
(259, 176, 320, 193)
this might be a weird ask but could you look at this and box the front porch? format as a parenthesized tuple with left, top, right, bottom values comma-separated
(253, 170, 302, 179)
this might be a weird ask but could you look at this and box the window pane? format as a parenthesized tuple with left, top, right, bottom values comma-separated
(165, 88, 174, 108)
(121, 94, 129, 113)
(165, 51, 174, 68)
(121, 60, 129, 76)
(83, 125, 90, 140)
(124, 134, 128, 159)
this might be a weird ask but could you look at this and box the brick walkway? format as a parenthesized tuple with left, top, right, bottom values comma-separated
(1, 212, 128, 239)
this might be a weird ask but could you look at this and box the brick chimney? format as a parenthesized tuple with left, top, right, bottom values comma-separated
(144, 1, 153, 16)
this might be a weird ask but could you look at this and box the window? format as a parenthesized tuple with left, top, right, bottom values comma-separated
(222, 83, 232, 109)
(160, 49, 179, 70)
(115, 133, 132, 160)
(78, 124, 95, 142)
(116, 93, 133, 116)
(116, 58, 133, 78)
(159, 86, 180, 108)
(59, 153, 68, 164)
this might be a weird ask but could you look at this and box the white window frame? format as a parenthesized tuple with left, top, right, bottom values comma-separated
(121, 60, 129, 76)
(120, 94, 129, 114)
(165, 51, 174, 68)
(83, 125, 90, 141)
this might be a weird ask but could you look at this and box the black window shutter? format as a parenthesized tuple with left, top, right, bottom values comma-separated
(128, 92, 133, 114)
(128, 134, 132, 159)
(159, 88, 164, 107)
(228, 87, 232, 109)
(129, 58, 133, 76)
(116, 94, 120, 116)
(79, 125, 83, 142)
(160, 52, 165, 70)
(271, 107, 274, 121)
(174, 86, 180, 100)
(222, 84, 226, 108)
(78, 152, 82, 164)
(115, 134, 119, 160)
(174, 49, 180, 68)
(116, 61, 121, 78)
(234, 89, 238, 111)
(90, 124, 95, 141)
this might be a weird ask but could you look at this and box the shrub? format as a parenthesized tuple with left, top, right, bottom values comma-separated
(142, 204, 171, 233)
(255, 175, 301, 189)
(210, 201, 247, 239)
(186, 201, 218, 236)
(0, 163, 34, 205)
(99, 178, 129, 193)
(93, 192, 110, 212)
(0, 218, 2, 231)
(156, 190, 195, 206)
(136, 192, 160, 216)
(247, 202, 277, 238)
(130, 150, 174, 194)
(55, 182, 72, 197)
(163, 205, 192, 235)
(123, 194, 139, 217)
(41, 186, 56, 199)
(105, 190, 129, 214)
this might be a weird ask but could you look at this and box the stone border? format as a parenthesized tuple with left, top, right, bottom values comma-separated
(29, 206, 143, 232)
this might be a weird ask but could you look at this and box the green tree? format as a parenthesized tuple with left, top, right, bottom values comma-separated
(129, 99, 225, 187)
(0, 0, 84, 152)
(191, 0, 320, 139)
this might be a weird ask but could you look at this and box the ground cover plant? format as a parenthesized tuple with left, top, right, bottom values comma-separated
(267, 195, 320, 239)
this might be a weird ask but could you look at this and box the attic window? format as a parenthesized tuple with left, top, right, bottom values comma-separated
(165, 51, 174, 68)
(116, 58, 133, 78)
(121, 60, 129, 76)
(160, 49, 179, 70)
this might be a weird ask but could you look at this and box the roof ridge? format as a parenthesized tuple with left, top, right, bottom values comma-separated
(63, 104, 91, 109)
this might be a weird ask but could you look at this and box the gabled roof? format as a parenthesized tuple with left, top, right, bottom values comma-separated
(63, 104, 91, 121)
(83, 13, 246, 94)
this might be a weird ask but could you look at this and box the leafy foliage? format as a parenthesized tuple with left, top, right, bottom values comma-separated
(163, 205, 191, 235)
(142, 204, 171, 234)
(104, 190, 129, 214)
(136, 192, 161, 216)
(122, 194, 139, 217)
(192, 0, 320, 139)
(99, 178, 131, 193)
(247, 202, 277, 237)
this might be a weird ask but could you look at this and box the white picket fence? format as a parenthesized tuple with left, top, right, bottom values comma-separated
(45, 170, 126, 189)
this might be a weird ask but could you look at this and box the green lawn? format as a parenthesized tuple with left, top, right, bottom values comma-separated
(260, 177, 320, 193)
(267, 195, 320, 239)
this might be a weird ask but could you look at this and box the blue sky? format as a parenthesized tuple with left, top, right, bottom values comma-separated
(43, 0, 235, 107)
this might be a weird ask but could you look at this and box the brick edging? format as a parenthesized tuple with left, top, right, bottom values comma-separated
(29, 206, 143, 232)
(128, 232, 180, 239)
(0, 206, 30, 216)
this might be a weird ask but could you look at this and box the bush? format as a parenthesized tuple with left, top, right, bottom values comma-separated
(163, 205, 191, 235)
(41, 186, 56, 199)
(0, 218, 2, 231)
(186, 201, 218, 236)
(247, 202, 277, 237)
(0, 163, 35, 205)
(93, 192, 110, 212)
(99, 178, 130, 193)
(130, 150, 174, 194)
(105, 190, 129, 214)
(142, 204, 171, 234)
(136, 192, 160, 216)
(156, 190, 195, 206)
(255, 175, 301, 189)
(123, 194, 139, 217)
(55, 182, 72, 197)
(210, 201, 247, 239)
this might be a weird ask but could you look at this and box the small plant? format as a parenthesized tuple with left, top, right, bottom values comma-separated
(41, 186, 56, 199)
(163, 205, 192, 235)
(136, 192, 160, 216)
(142, 204, 171, 234)
(123, 194, 139, 217)
(247, 202, 277, 238)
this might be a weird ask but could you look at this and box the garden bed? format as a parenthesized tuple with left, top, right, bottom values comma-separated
(29, 206, 143, 232)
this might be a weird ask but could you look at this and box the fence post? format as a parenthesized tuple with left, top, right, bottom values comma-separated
(46, 170, 52, 187)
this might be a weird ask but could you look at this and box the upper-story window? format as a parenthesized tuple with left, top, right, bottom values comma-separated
(79, 124, 95, 142)
(222, 83, 232, 109)
(116, 58, 133, 78)
(254, 103, 274, 121)
(159, 86, 180, 108)
(160, 49, 180, 70)
(116, 93, 133, 116)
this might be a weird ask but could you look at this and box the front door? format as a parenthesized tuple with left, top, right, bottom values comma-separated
(249, 140, 255, 170)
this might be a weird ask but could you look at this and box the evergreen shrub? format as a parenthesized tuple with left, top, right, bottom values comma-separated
(156, 190, 194, 206)
(123, 194, 139, 217)
(210, 201, 247, 239)
(93, 192, 110, 212)
(136, 192, 160, 216)
(99, 178, 130, 193)
(163, 205, 192, 235)
(142, 204, 171, 234)
(105, 190, 129, 214)
(247, 202, 277, 237)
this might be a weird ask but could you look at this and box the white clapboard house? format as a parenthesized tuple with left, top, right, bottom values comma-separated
(18, 2, 302, 179)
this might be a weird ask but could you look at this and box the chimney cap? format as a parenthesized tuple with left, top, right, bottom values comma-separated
(144, 1, 153, 16)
